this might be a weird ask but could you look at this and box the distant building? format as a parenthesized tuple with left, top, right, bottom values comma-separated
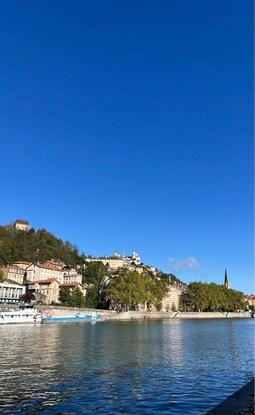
(224, 268, 231, 289)
(86, 251, 141, 270)
(0, 281, 25, 304)
(25, 263, 64, 284)
(63, 267, 82, 285)
(2, 265, 26, 285)
(246, 295, 255, 307)
(14, 220, 30, 232)
(161, 285, 183, 312)
(27, 279, 60, 304)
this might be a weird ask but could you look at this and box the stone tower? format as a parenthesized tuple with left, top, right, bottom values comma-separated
(224, 268, 231, 289)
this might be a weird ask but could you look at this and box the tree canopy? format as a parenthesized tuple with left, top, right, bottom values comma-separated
(180, 282, 247, 312)
(0, 226, 84, 265)
(106, 268, 170, 311)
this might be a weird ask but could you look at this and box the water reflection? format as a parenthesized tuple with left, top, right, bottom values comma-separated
(0, 320, 253, 414)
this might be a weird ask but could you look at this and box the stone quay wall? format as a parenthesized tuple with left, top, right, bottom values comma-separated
(107, 311, 251, 320)
(37, 306, 251, 320)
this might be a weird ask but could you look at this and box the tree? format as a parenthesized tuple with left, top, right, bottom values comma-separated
(59, 286, 72, 306)
(180, 282, 247, 312)
(106, 269, 169, 311)
(0, 269, 4, 282)
(70, 287, 85, 308)
(82, 262, 110, 308)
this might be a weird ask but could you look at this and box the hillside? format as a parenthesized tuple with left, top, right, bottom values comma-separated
(0, 226, 83, 265)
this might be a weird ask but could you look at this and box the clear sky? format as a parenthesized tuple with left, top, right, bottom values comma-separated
(0, 1, 253, 292)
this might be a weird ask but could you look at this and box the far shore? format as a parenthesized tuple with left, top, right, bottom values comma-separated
(35, 306, 253, 320)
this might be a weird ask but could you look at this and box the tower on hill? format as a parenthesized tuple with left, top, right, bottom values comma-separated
(224, 268, 231, 289)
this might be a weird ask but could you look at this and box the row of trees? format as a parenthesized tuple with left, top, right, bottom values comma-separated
(180, 282, 247, 312)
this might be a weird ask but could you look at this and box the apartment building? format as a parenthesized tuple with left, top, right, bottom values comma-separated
(26, 263, 64, 284)
(2, 265, 25, 285)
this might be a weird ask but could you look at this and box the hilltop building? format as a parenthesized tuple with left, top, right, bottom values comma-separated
(14, 219, 30, 232)
(224, 268, 231, 289)
(86, 251, 141, 270)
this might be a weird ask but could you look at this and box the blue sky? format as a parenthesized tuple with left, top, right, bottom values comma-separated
(0, 1, 253, 292)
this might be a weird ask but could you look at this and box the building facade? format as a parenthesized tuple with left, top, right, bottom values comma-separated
(14, 220, 30, 232)
(161, 285, 183, 311)
(28, 279, 60, 304)
(86, 252, 141, 270)
(2, 266, 25, 285)
(26, 263, 64, 284)
(0, 281, 25, 304)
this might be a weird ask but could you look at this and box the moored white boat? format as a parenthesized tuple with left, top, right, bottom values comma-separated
(0, 308, 42, 324)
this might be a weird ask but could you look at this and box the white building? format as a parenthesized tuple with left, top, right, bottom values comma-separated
(63, 268, 82, 285)
(14, 220, 30, 232)
(26, 263, 64, 284)
(0, 281, 25, 304)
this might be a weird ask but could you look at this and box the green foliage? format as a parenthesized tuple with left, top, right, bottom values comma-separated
(0, 269, 4, 282)
(106, 268, 169, 311)
(59, 286, 72, 305)
(80, 262, 110, 309)
(0, 226, 82, 265)
(59, 286, 85, 308)
(180, 282, 247, 312)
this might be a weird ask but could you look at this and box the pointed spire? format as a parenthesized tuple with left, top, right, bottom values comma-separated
(224, 268, 228, 285)
(224, 268, 231, 289)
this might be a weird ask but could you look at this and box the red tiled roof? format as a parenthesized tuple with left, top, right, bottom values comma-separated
(38, 263, 63, 271)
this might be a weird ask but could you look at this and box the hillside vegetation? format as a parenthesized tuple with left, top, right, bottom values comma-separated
(0, 226, 83, 265)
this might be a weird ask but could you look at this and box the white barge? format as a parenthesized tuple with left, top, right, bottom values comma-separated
(0, 308, 42, 324)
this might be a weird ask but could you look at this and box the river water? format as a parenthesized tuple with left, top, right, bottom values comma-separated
(0, 319, 253, 415)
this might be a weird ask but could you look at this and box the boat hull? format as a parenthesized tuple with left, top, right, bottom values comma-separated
(42, 313, 103, 323)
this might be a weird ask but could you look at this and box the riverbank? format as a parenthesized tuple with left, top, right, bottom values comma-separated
(206, 378, 254, 415)
(37, 306, 252, 320)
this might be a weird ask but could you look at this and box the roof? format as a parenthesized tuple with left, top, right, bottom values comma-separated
(27, 263, 63, 271)
(39, 263, 62, 271)
(28, 278, 59, 285)
(15, 219, 30, 225)
(13, 261, 32, 265)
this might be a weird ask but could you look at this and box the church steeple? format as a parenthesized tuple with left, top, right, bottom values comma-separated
(224, 268, 231, 289)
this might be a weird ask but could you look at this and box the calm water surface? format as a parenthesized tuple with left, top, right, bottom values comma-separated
(0, 319, 253, 415)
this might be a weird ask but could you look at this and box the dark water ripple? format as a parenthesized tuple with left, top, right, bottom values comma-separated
(0, 319, 253, 414)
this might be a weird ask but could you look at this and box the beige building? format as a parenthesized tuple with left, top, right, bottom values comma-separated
(26, 263, 64, 284)
(0, 281, 25, 304)
(161, 285, 183, 311)
(86, 251, 141, 270)
(28, 279, 60, 304)
(14, 219, 30, 232)
(2, 265, 25, 285)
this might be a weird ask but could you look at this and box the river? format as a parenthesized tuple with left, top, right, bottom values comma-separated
(0, 319, 253, 414)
